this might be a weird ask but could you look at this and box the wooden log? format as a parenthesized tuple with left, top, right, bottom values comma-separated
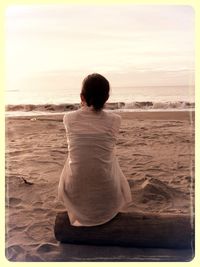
(54, 211, 194, 249)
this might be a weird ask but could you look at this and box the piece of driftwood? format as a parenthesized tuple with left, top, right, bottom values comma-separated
(54, 211, 193, 249)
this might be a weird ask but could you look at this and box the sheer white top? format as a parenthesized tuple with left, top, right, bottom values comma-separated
(58, 106, 132, 226)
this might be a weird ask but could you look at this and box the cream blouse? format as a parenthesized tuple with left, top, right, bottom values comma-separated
(58, 106, 132, 226)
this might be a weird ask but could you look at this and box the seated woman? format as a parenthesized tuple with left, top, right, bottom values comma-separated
(58, 73, 132, 227)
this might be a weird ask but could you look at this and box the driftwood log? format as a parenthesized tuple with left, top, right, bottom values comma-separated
(54, 211, 193, 249)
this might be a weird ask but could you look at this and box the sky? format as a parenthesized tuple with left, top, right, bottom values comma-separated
(5, 5, 195, 91)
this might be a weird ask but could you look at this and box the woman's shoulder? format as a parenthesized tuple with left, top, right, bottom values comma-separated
(103, 110, 121, 122)
(103, 111, 122, 130)
(63, 110, 80, 124)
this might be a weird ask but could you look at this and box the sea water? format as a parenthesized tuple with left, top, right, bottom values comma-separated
(5, 85, 195, 115)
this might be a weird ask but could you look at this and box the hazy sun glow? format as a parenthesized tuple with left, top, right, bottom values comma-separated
(5, 5, 195, 91)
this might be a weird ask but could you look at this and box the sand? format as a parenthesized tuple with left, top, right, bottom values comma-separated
(5, 111, 195, 261)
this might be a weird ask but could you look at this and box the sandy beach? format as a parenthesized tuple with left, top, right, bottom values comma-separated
(5, 111, 195, 261)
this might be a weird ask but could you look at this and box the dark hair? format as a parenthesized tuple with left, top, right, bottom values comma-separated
(81, 73, 110, 111)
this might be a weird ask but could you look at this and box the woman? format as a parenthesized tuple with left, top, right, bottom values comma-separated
(58, 73, 132, 226)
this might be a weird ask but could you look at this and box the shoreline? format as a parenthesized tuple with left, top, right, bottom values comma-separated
(5, 110, 195, 122)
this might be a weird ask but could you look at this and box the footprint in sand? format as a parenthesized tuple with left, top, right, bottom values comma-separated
(26, 223, 52, 241)
(8, 197, 21, 207)
(36, 243, 58, 253)
(6, 212, 31, 228)
(32, 208, 47, 214)
(6, 245, 25, 261)
(34, 201, 44, 207)
(14, 205, 26, 210)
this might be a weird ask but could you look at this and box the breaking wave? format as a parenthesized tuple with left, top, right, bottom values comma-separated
(123, 101, 194, 110)
(5, 101, 194, 113)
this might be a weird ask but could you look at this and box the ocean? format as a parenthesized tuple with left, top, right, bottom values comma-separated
(5, 85, 195, 115)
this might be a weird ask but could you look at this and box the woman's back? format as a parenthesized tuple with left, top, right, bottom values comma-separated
(64, 106, 121, 135)
(58, 107, 132, 226)
(58, 73, 131, 227)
